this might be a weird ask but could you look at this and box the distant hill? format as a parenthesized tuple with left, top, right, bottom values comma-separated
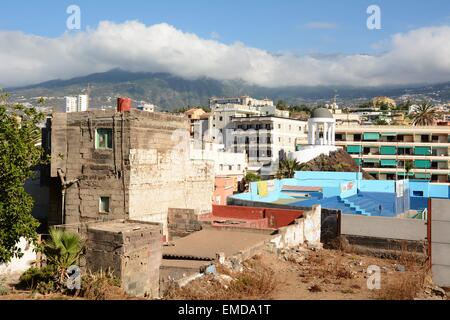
(7, 69, 450, 111)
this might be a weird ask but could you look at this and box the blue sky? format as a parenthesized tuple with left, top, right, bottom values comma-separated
(2, 0, 449, 54)
(1, 0, 450, 87)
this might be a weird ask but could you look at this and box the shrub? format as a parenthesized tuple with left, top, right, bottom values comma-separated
(18, 266, 57, 294)
(0, 277, 10, 295)
(80, 269, 124, 300)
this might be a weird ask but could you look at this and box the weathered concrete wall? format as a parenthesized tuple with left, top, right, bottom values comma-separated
(85, 220, 163, 298)
(341, 214, 427, 241)
(430, 198, 450, 287)
(168, 208, 202, 239)
(48, 110, 214, 233)
(270, 205, 321, 249)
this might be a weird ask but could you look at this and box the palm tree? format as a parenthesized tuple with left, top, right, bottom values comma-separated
(411, 102, 438, 126)
(44, 228, 84, 287)
(276, 159, 301, 179)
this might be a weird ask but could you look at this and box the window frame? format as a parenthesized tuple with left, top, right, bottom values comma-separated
(95, 128, 113, 150)
(99, 196, 111, 214)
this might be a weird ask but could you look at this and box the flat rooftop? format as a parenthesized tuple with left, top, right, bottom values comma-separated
(88, 220, 161, 233)
(163, 229, 272, 260)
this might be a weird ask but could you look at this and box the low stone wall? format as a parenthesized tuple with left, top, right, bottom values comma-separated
(168, 208, 203, 239)
(270, 205, 321, 249)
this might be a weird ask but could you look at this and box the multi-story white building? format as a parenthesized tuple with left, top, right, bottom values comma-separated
(65, 97, 78, 113)
(228, 116, 308, 177)
(207, 96, 289, 145)
(208, 103, 260, 145)
(65, 94, 89, 113)
(189, 140, 247, 179)
(77, 95, 88, 112)
(209, 95, 273, 108)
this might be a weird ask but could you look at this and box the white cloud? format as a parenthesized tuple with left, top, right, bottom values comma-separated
(304, 22, 338, 30)
(1, 21, 450, 88)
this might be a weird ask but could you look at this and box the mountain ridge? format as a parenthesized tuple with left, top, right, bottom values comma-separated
(7, 69, 450, 111)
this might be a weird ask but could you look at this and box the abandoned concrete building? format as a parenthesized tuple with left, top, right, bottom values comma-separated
(43, 108, 215, 238)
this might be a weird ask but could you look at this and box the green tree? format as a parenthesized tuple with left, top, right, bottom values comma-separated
(244, 172, 261, 182)
(0, 92, 44, 263)
(373, 118, 389, 125)
(411, 102, 439, 126)
(276, 159, 301, 179)
(276, 100, 288, 110)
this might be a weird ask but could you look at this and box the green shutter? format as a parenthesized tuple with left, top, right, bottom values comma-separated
(398, 172, 414, 177)
(380, 146, 397, 155)
(414, 160, 431, 169)
(363, 132, 380, 140)
(415, 173, 431, 179)
(364, 159, 380, 163)
(380, 159, 397, 167)
(354, 158, 362, 165)
(414, 146, 431, 155)
(347, 145, 362, 154)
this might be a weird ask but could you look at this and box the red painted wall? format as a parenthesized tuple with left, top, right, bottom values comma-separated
(265, 208, 304, 228)
(211, 205, 304, 228)
(212, 205, 265, 219)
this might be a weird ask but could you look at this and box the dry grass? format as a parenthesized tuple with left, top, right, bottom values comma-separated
(375, 271, 426, 300)
(305, 250, 354, 280)
(165, 256, 277, 300)
(80, 269, 126, 300)
(375, 245, 429, 300)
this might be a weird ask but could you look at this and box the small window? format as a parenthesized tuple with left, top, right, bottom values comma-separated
(96, 128, 113, 149)
(238, 164, 241, 170)
(99, 196, 110, 213)
(413, 191, 424, 197)
(229, 165, 233, 171)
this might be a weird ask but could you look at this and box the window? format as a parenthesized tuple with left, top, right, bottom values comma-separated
(220, 164, 224, 171)
(278, 124, 281, 129)
(229, 165, 233, 171)
(96, 128, 113, 149)
(219, 116, 223, 121)
(413, 191, 424, 197)
(238, 164, 241, 170)
(99, 196, 110, 213)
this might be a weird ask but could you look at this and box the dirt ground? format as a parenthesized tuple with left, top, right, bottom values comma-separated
(166, 247, 448, 300)
(1, 247, 448, 300)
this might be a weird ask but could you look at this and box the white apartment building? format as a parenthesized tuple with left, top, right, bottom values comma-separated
(209, 95, 274, 107)
(208, 103, 260, 145)
(137, 103, 156, 112)
(229, 116, 308, 177)
(65, 94, 88, 113)
(189, 140, 247, 179)
(207, 96, 289, 145)
(65, 96, 78, 113)
(77, 95, 88, 112)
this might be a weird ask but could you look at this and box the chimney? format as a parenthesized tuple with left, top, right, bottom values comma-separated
(117, 97, 132, 112)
